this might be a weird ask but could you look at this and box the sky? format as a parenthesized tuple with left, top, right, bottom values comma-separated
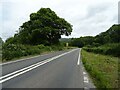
(0, 0, 119, 41)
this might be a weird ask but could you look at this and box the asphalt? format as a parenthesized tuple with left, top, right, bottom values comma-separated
(2, 50, 70, 76)
(1, 48, 95, 88)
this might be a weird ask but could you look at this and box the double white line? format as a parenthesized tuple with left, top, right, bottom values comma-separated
(0, 49, 78, 83)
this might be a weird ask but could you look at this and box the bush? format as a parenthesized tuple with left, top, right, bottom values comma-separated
(83, 43, 120, 57)
(2, 43, 65, 61)
(2, 44, 42, 61)
(37, 44, 45, 49)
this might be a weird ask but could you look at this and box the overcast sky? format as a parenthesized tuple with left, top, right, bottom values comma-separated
(0, 0, 119, 41)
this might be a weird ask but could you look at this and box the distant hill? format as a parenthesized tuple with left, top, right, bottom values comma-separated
(70, 24, 120, 47)
(95, 24, 120, 44)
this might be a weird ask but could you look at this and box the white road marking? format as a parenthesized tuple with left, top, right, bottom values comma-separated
(84, 87, 89, 90)
(0, 49, 78, 83)
(83, 72, 86, 75)
(84, 76, 89, 83)
(0, 61, 47, 83)
(77, 50, 80, 65)
(0, 60, 45, 80)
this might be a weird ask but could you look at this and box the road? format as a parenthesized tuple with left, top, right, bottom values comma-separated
(0, 48, 95, 89)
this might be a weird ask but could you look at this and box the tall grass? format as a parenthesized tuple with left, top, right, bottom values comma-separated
(81, 50, 119, 89)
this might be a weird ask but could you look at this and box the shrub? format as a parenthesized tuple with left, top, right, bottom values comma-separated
(83, 43, 120, 57)
(2, 43, 65, 61)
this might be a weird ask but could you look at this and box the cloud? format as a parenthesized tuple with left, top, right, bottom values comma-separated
(67, 0, 118, 38)
(118, 1, 120, 23)
(1, 0, 119, 40)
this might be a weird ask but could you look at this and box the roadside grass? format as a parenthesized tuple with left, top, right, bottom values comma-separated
(1, 51, 53, 63)
(81, 49, 119, 89)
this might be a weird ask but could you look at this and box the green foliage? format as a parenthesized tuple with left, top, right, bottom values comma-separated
(70, 24, 120, 57)
(0, 38, 2, 50)
(12, 8, 72, 45)
(83, 43, 120, 57)
(70, 24, 120, 47)
(2, 44, 41, 60)
(0, 37, 3, 46)
(2, 8, 73, 61)
(2, 43, 65, 61)
(0, 37, 3, 61)
(70, 36, 94, 48)
(95, 24, 120, 44)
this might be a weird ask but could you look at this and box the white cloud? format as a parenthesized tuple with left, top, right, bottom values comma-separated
(1, 0, 119, 40)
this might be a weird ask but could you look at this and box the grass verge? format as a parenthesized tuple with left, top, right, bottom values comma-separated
(81, 49, 119, 89)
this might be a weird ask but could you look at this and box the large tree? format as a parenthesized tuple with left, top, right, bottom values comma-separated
(0, 37, 3, 46)
(17, 8, 72, 45)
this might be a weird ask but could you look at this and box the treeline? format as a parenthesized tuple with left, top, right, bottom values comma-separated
(70, 24, 120, 47)
(0, 37, 3, 46)
(2, 8, 72, 61)
(70, 36, 94, 47)
(0, 37, 3, 61)
(70, 24, 120, 57)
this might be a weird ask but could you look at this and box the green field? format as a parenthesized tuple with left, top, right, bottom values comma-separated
(81, 49, 119, 89)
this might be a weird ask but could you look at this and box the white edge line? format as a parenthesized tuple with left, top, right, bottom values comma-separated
(84, 76, 89, 83)
(84, 87, 89, 90)
(77, 49, 80, 65)
(0, 60, 45, 80)
(83, 72, 86, 75)
(0, 49, 77, 83)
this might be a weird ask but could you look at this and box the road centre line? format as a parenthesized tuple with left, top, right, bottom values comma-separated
(0, 49, 78, 83)
(0, 60, 45, 80)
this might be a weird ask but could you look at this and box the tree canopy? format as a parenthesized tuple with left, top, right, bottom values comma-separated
(0, 37, 3, 46)
(94, 24, 120, 44)
(14, 8, 72, 45)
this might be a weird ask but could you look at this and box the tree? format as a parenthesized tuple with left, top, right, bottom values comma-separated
(94, 24, 120, 44)
(17, 8, 72, 45)
(70, 36, 94, 48)
(0, 37, 3, 46)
